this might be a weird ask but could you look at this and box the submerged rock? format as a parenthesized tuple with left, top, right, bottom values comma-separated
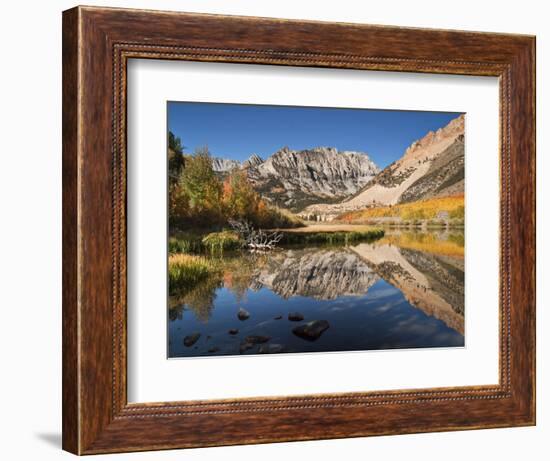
(239, 335, 271, 354)
(292, 320, 330, 341)
(258, 343, 285, 354)
(237, 307, 250, 321)
(239, 341, 255, 353)
(208, 346, 220, 353)
(288, 312, 304, 321)
(228, 328, 239, 335)
(183, 332, 201, 347)
(244, 335, 271, 344)
(274, 315, 283, 320)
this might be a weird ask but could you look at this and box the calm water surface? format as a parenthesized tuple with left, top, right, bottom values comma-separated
(168, 230, 465, 358)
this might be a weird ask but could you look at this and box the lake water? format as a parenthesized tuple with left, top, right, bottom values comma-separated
(168, 230, 465, 358)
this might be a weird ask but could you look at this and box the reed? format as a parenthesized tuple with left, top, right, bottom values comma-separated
(279, 228, 384, 245)
(169, 231, 243, 255)
(168, 234, 203, 254)
(202, 231, 242, 252)
(168, 254, 218, 294)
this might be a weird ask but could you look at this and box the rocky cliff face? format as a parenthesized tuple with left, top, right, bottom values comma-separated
(212, 154, 264, 171)
(349, 114, 465, 205)
(211, 157, 241, 172)
(210, 115, 463, 216)
(242, 154, 263, 169)
(303, 114, 465, 217)
(210, 147, 379, 211)
(398, 135, 464, 203)
(246, 146, 379, 211)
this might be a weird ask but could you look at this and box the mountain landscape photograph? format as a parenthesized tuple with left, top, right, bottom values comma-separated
(167, 102, 465, 358)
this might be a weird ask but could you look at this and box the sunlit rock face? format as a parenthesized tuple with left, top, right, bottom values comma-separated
(211, 157, 241, 172)
(211, 147, 379, 212)
(242, 153, 263, 169)
(304, 114, 465, 217)
(246, 146, 379, 212)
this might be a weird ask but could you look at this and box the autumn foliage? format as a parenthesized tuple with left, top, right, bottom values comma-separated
(168, 135, 300, 231)
(336, 195, 465, 223)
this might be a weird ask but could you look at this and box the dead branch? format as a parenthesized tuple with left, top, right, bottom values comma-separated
(228, 219, 283, 251)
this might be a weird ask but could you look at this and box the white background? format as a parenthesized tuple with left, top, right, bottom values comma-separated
(0, 1, 546, 460)
(128, 60, 499, 402)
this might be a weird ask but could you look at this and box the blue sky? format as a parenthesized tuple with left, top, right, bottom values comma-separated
(168, 102, 462, 169)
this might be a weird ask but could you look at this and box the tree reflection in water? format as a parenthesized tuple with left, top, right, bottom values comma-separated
(169, 231, 465, 336)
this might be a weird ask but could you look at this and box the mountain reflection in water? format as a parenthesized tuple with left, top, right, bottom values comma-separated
(168, 231, 465, 358)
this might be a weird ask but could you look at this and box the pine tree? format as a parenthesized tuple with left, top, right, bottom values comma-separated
(168, 131, 185, 186)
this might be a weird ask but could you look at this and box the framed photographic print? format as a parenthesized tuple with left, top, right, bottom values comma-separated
(165, 102, 465, 359)
(62, 6, 535, 455)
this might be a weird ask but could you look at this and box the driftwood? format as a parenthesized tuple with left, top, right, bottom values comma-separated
(228, 219, 283, 251)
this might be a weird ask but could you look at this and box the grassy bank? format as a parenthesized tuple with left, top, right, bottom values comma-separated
(168, 254, 221, 295)
(169, 230, 243, 255)
(279, 228, 385, 245)
(169, 227, 385, 253)
(168, 226, 384, 295)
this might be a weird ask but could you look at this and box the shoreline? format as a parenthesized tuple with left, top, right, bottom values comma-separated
(275, 222, 463, 233)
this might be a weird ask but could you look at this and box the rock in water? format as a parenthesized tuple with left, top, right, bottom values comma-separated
(183, 332, 201, 347)
(239, 341, 255, 353)
(244, 335, 271, 345)
(292, 320, 330, 341)
(237, 307, 250, 321)
(288, 312, 304, 321)
(274, 315, 283, 320)
(208, 346, 220, 353)
(228, 328, 239, 335)
(239, 335, 271, 354)
(258, 344, 285, 354)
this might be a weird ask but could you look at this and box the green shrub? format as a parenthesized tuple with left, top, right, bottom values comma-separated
(168, 234, 203, 254)
(202, 231, 242, 252)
